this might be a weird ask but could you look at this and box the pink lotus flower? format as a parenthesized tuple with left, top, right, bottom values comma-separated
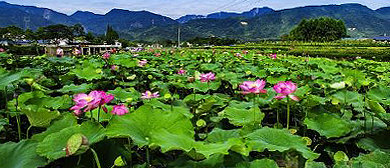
(200, 72, 215, 82)
(177, 69, 186, 75)
(154, 53, 161, 57)
(0, 48, 5, 52)
(273, 81, 299, 101)
(70, 91, 114, 116)
(111, 104, 129, 116)
(141, 91, 159, 99)
(111, 65, 119, 71)
(270, 54, 277, 59)
(235, 53, 242, 58)
(103, 52, 110, 59)
(138, 59, 148, 67)
(239, 79, 267, 95)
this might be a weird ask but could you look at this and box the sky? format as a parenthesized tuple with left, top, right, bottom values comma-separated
(4, 0, 390, 19)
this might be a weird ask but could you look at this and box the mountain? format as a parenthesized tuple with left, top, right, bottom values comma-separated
(1, 1, 390, 41)
(70, 11, 103, 21)
(127, 3, 390, 41)
(176, 15, 205, 23)
(376, 7, 390, 18)
(0, 1, 76, 29)
(177, 7, 275, 23)
(241, 7, 274, 18)
(206, 12, 241, 19)
(78, 9, 177, 34)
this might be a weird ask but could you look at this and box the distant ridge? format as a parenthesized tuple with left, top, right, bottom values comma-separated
(0, 1, 390, 41)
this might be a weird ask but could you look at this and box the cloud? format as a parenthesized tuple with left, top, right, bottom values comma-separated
(4, 0, 390, 18)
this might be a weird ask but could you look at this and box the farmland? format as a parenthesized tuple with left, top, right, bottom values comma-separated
(1, 48, 390, 168)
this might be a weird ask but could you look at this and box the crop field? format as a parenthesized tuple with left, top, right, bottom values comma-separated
(210, 40, 390, 61)
(1, 49, 390, 168)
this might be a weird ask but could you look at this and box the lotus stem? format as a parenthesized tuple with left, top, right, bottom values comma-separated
(97, 106, 101, 123)
(90, 148, 102, 168)
(26, 125, 32, 139)
(4, 86, 9, 124)
(287, 97, 290, 130)
(146, 147, 150, 166)
(16, 114, 21, 140)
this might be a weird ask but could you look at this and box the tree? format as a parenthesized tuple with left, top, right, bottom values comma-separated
(105, 25, 119, 45)
(36, 24, 73, 42)
(72, 24, 85, 37)
(288, 17, 347, 42)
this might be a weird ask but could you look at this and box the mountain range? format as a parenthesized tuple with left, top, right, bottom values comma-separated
(0, 1, 390, 41)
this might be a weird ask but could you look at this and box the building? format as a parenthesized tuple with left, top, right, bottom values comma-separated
(44, 41, 122, 56)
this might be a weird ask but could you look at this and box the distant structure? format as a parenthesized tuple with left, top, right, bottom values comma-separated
(44, 41, 122, 56)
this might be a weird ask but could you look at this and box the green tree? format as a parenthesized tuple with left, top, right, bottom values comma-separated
(105, 25, 119, 45)
(72, 24, 85, 37)
(36, 24, 73, 42)
(288, 17, 347, 42)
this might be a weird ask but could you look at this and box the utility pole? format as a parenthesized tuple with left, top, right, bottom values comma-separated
(177, 25, 181, 48)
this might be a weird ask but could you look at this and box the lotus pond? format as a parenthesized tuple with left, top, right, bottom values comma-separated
(0, 49, 390, 168)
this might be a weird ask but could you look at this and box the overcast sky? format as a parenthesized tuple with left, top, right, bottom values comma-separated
(4, 0, 390, 19)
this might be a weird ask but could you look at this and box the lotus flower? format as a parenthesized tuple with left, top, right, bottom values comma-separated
(103, 52, 110, 59)
(111, 65, 119, 71)
(111, 104, 129, 116)
(70, 91, 114, 116)
(239, 79, 267, 94)
(154, 53, 161, 57)
(138, 59, 148, 67)
(235, 53, 242, 58)
(200, 72, 215, 82)
(273, 81, 299, 101)
(0, 48, 5, 52)
(141, 91, 159, 99)
(177, 69, 186, 75)
(270, 53, 277, 59)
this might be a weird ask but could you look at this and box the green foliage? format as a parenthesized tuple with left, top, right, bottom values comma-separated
(105, 104, 195, 153)
(246, 127, 319, 160)
(288, 17, 347, 42)
(36, 121, 105, 160)
(0, 140, 47, 168)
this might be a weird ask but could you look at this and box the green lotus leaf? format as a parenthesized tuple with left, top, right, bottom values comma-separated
(304, 113, 353, 138)
(245, 127, 319, 160)
(194, 138, 247, 158)
(222, 106, 264, 127)
(36, 121, 105, 160)
(357, 130, 390, 152)
(111, 55, 138, 68)
(334, 151, 349, 162)
(207, 128, 241, 143)
(236, 159, 279, 168)
(0, 140, 47, 168)
(351, 150, 390, 168)
(105, 105, 195, 153)
(57, 83, 93, 94)
(0, 70, 28, 89)
(188, 81, 221, 93)
(368, 86, 390, 105)
(107, 87, 140, 102)
(23, 106, 60, 127)
(71, 65, 102, 81)
(304, 160, 326, 168)
(32, 113, 78, 141)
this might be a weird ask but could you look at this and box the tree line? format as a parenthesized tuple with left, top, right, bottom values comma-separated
(0, 24, 134, 46)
